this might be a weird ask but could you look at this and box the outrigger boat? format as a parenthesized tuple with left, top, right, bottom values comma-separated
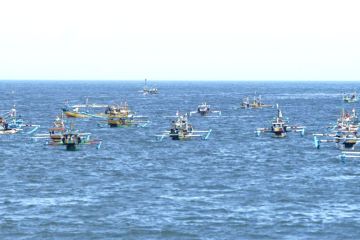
(313, 109, 360, 149)
(142, 78, 158, 95)
(313, 132, 360, 160)
(313, 108, 360, 160)
(241, 95, 272, 109)
(104, 103, 134, 117)
(331, 108, 359, 132)
(44, 114, 67, 142)
(189, 102, 221, 117)
(313, 132, 360, 150)
(156, 113, 212, 141)
(33, 117, 102, 151)
(62, 98, 109, 118)
(256, 105, 305, 137)
(340, 151, 360, 161)
(0, 106, 40, 135)
(343, 92, 358, 103)
(98, 102, 149, 128)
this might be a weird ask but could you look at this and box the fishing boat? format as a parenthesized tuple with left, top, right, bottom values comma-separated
(313, 132, 360, 150)
(33, 115, 67, 142)
(62, 107, 89, 118)
(241, 95, 272, 109)
(59, 130, 101, 151)
(33, 119, 102, 151)
(156, 113, 212, 141)
(62, 98, 109, 118)
(104, 103, 134, 118)
(142, 78, 158, 95)
(47, 114, 66, 142)
(189, 102, 221, 117)
(332, 108, 359, 133)
(98, 102, 149, 128)
(256, 105, 305, 138)
(343, 92, 358, 103)
(0, 106, 40, 135)
(313, 108, 360, 151)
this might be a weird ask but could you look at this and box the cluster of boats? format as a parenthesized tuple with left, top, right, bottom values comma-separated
(0, 101, 148, 151)
(0, 99, 219, 150)
(247, 92, 360, 160)
(45, 101, 150, 150)
(2, 87, 360, 158)
(307, 91, 360, 159)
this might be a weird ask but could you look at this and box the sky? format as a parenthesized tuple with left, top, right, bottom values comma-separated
(0, 0, 359, 81)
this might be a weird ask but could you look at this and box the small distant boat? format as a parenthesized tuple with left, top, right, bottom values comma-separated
(256, 105, 305, 138)
(343, 92, 358, 103)
(189, 102, 221, 117)
(156, 113, 212, 141)
(142, 78, 158, 95)
(241, 95, 272, 109)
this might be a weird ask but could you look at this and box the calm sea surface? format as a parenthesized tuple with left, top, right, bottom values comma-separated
(1, 81, 360, 239)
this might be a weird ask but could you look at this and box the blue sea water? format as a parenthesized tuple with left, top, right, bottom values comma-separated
(1, 80, 360, 239)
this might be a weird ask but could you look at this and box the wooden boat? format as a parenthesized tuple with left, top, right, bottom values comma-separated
(156, 113, 212, 141)
(99, 103, 149, 128)
(189, 102, 221, 117)
(0, 106, 40, 135)
(241, 96, 272, 109)
(33, 121, 102, 151)
(256, 105, 305, 138)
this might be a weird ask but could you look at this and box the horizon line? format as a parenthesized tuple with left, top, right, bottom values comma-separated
(0, 79, 359, 82)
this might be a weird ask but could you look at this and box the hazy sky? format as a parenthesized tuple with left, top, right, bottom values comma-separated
(0, 0, 359, 81)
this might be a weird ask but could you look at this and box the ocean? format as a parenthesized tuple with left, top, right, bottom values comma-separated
(1, 80, 360, 239)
